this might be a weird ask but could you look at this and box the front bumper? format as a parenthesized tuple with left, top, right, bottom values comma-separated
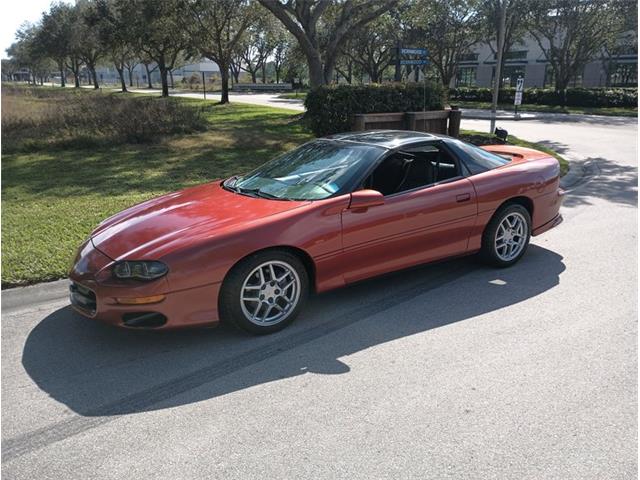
(69, 240, 222, 329)
(69, 280, 222, 329)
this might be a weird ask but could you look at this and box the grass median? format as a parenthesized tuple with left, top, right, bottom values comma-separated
(2, 85, 568, 287)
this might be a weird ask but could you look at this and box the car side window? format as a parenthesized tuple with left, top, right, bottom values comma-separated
(363, 143, 461, 196)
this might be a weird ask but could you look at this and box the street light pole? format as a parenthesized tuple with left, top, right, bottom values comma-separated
(490, 0, 507, 134)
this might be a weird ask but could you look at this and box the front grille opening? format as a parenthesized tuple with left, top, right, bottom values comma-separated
(70, 283, 97, 315)
(122, 312, 167, 328)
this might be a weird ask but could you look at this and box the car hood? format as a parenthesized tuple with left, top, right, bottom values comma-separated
(91, 181, 308, 261)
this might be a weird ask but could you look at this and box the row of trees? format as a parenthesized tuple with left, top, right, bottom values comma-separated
(4, 0, 637, 103)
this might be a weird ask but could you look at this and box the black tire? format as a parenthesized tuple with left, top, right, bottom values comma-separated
(480, 203, 532, 268)
(219, 249, 309, 335)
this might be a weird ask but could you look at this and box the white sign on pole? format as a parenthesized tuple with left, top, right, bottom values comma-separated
(514, 77, 524, 106)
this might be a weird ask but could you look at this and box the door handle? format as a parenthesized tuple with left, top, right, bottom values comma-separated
(456, 193, 471, 203)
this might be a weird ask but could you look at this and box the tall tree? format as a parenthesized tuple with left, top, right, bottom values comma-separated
(96, 0, 136, 92)
(258, 0, 398, 87)
(237, 16, 279, 83)
(407, 0, 483, 88)
(480, 0, 534, 88)
(342, 12, 398, 83)
(8, 23, 53, 85)
(180, 0, 257, 103)
(125, 0, 188, 97)
(38, 2, 75, 87)
(529, 0, 632, 101)
(76, 0, 105, 89)
(271, 29, 292, 83)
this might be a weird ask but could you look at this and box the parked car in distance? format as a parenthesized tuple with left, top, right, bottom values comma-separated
(69, 130, 564, 334)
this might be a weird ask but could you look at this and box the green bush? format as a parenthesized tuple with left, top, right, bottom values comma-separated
(305, 83, 445, 136)
(449, 86, 637, 108)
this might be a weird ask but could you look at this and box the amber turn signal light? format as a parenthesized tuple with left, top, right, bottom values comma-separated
(116, 295, 166, 305)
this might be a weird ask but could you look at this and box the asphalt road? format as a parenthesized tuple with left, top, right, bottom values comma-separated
(1, 113, 637, 479)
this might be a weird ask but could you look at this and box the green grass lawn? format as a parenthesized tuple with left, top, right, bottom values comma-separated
(452, 100, 637, 117)
(277, 91, 308, 100)
(2, 88, 569, 287)
(2, 101, 311, 287)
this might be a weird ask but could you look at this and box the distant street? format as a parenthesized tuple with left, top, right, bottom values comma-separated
(2, 107, 637, 479)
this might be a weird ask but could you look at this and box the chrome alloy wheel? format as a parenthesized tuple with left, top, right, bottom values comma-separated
(240, 260, 301, 326)
(494, 212, 528, 262)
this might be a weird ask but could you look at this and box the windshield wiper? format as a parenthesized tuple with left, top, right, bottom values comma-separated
(237, 187, 284, 200)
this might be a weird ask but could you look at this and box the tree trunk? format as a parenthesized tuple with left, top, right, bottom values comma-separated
(261, 64, 267, 83)
(307, 51, 325, 88)
(169, 69, 174, 89)
(74, 72, 80, 88)
(59, 63, 66, 87)
(220, 65, 230, 104)
(159, 63, 169, 97)
(145, 63, 153, 88)
(555, 76, 569, 106)
(251, 71, 257, 83)
(275, 67, 280, 84)
(116, 65, 127, 92)
(91, 67, 99, 89)
(128, 68, 134, 87)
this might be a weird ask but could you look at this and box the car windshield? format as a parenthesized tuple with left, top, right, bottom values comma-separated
(226, 140, 384, 200)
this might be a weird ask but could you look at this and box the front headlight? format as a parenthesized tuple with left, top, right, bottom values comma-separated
(113, 261, 169, 280)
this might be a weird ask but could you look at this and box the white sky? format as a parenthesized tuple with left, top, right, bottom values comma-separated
(1, 0, 72, 57)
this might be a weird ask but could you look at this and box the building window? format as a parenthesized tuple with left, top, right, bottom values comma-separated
(543, 65, 589, 88)
(499, 65, 525, 87)
(610, 62, 637, 86)
(456, 67, 477, 86)
(494, 50, 528, 60)
(457, 52, 479, 62)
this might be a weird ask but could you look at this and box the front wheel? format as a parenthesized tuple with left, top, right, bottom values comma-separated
(219, 250, 309, 335)
(480, 203, 531, 267)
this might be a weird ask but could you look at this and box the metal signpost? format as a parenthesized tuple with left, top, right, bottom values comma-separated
(514, 77, 524, 117)
(199, 62, 218, 100)
(394, 46, 429, 111)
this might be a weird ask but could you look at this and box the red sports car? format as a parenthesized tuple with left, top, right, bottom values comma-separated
(69, 130, 564, 334)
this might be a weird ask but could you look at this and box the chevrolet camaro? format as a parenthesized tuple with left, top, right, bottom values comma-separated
(69, 130, 564, 334)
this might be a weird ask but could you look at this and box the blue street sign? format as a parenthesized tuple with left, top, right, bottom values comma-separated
(400, 48, 428, 56)
(400, 59, 428, 65)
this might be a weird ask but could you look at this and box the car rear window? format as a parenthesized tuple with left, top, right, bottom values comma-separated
(447, 139, 511, 175)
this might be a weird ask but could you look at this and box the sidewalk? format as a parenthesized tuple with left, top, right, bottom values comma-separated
(461, 107, 636, 124)
(126, 88, 306, 112)
(460, 108, 538, 120)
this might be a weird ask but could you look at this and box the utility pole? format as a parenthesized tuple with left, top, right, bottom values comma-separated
(394, 40, 402, 82)
(490, 0, 507, 134)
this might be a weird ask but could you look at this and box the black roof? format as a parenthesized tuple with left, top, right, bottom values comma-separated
(326, 130, 446, 149)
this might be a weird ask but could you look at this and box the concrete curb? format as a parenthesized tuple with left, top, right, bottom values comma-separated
(2, 279, 69, 313)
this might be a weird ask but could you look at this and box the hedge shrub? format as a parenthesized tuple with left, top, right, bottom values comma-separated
(305, 83, 445, 136)
(449, 86, 637, 108)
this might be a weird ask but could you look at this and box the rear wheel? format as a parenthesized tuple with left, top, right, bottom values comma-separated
(480, 203, 531, 267)
(219, 250, 309, 334)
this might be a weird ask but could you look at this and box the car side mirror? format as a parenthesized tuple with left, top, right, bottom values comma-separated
(349, 189, 385, 210)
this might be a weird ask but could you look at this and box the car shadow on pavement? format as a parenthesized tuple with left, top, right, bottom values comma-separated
(22, 245, 565, 418)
